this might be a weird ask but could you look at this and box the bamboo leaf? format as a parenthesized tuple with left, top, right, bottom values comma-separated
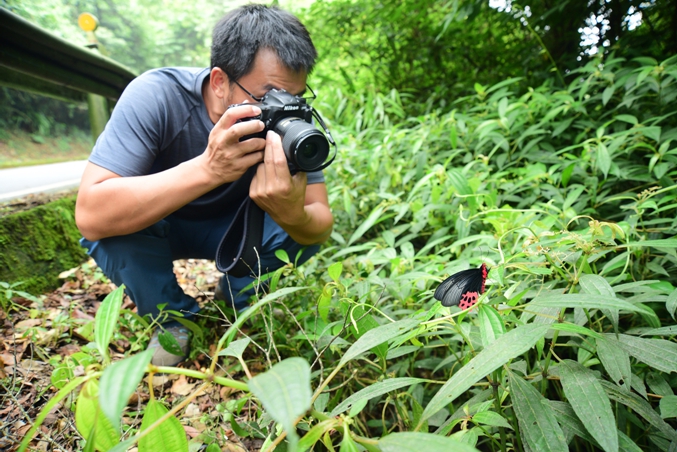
(471, 411, 512, 430)
(94, 285, 125, 363)
(508, 371, 568, 451)
(420, 324, 549, 425)
(339, 318, 420, 366)
(596, 337, 631, 390)
(330, 377, 430, 416)
(666, 288, 677, 320)
(139, 399, 188, 452)
(609, 333, 677, 373)
(558, 360, 618, 452)
(660, 396, 677, 419)
(99, 348, 154, 429)
(379, 432, 480, 452)
(640, 325, 677, 337)
(248, 357, 311, 451)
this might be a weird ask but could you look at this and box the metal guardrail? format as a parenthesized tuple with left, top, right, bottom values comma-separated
(0, 7, 137, 102)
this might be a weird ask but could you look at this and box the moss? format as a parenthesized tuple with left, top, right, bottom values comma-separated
(0, 194, 87, 295)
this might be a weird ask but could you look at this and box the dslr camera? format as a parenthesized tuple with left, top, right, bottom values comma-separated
(231, 89, 336, 172)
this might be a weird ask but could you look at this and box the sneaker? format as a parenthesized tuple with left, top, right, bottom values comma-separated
(148, 322, 191, 367)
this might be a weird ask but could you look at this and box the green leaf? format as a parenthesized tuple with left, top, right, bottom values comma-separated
(75, 379, 120, 451)
(596, 337, 631, 390)
(508, 371, 568, 451)
(558, 360, 618, 452)
(602, 86, 615, 105)
(640, 325, 677, 336)
(348, 205, 386, 245)
(420, 324, 549, 425)
(666, 288, 677, 320)
(547, 323, 603, 339)
(99, 348, 154, 429)
(328, 262, 342, 282)
(609, 333, 677, 373)
(660, 395, 677, 419)
(339, 318, 420, 367)
(298, 419, 340, 452)
(205, 444, 221, 452)
(218, 337, 251, 359)
(139, 399, 188, 452)
(339, 426, 361, 452)
(529, 292, 647, 314)
(106, 437, 137, 452)
(158, 331, 184, 356)
(330, 378, 430, 416)
(248, 357, 311, 451)
(601, 380, 677, 441)
(94, 285, 125, 363)
(478, 304, 505, 347)
(596, 142, 611, 177)
(347, 305, 388, 364)
(471, 411, 512, 430)
(379, 432, 480, 452)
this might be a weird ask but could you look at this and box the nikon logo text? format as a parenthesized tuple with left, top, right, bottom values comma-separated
(284, 105, 300, 111)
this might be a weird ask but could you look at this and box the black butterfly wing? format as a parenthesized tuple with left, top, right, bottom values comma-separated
(434, 264, 487, 308)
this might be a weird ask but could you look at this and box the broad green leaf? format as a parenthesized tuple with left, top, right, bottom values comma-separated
(99, 348, 154, 429)
(660, 396, 677, 419)
(602, 85, 615, 105)
(529, 292, 647, 314)
(139, 399, 188, 452)
(158, 331, 184, 356)
(328, 262, 342, 282)
(550, 401, 643, 452)
(75, 379, 120, 451)
(94, 285, 125, 363)
(601, 380, 677, 441)
(596, 337, 631, 390)
(339, 318, 420, 366)
(508, 372, 567, 452)
(218, 337, 251, 359)
(620, 239, 677, 249)
(248, 357, 311, 451)
(420, 324, 549, 425)
(205, 444, 221, 452)
(379, 432, 479, 452)
(330, 377, 430, 416)
(596, 142, 611, 177)
(610, 333, 677, 373)
(478, 304, 505, 347)
(558, 360, 617, 452)
(347, 305, 388, 364)
(471, 411, 512, 429)
(106, 437, 137, 452)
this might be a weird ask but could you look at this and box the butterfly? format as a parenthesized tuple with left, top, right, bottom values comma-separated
(433, 263, 488, 310)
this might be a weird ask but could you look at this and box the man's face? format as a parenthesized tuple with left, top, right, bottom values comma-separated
(224, 48, 308, 108)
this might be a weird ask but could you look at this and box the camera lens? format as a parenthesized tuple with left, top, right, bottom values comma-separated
(275, 118, 329, 172)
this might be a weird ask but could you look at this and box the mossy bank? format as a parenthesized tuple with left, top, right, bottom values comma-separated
(0, 194, 87, 295)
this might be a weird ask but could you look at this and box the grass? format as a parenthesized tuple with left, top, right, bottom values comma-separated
(0, 128, 92, 169)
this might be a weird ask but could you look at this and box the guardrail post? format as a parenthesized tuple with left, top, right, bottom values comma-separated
(79, 13, 110, 142)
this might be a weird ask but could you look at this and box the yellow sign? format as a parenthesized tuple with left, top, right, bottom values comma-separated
(78, 13, 98, 32)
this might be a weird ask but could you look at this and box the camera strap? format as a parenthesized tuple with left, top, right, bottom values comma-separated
(215, 194, 265, 278)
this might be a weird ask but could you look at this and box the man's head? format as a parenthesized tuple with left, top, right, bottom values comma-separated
(211, 4, 317, 84)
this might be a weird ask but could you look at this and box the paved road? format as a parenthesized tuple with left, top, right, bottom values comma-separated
(0, 160, 88, 203)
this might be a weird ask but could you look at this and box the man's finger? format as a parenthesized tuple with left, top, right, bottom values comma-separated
(215, 104, 262, 129)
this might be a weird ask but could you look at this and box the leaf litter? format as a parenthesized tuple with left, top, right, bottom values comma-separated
(1, 258, 263, 451)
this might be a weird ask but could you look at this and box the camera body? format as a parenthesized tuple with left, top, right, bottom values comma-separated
(231, 89, 334, 172)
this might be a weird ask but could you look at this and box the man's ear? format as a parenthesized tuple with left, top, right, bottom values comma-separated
(210, 67, 229, 99)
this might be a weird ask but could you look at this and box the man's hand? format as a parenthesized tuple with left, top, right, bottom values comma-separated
(250, 131, 308, 225)
(201, 104, 267, 184)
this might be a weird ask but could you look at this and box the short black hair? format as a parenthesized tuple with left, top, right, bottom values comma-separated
(211, 4, 317, 82)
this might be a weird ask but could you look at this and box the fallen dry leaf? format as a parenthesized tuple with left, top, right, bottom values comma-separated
(171, 375, 197, 396)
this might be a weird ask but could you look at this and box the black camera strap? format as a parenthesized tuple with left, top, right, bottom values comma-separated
(214, 166, 265, 277)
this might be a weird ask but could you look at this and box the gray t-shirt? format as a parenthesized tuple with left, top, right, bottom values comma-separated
(89, 67, 324, 218)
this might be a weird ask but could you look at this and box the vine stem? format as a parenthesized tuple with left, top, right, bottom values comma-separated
(152, 365, 249, 392)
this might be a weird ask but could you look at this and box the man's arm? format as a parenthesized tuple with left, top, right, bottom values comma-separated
(75, 104, 266, 241)
(249, 131, 333, 245)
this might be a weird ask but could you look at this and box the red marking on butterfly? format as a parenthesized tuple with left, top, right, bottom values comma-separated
(433, 263, 488, 309)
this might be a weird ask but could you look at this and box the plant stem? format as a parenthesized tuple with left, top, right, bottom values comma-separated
(152, 366, 248, 392)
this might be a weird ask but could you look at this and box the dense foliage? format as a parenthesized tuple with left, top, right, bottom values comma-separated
(4, 0, 677, 451)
